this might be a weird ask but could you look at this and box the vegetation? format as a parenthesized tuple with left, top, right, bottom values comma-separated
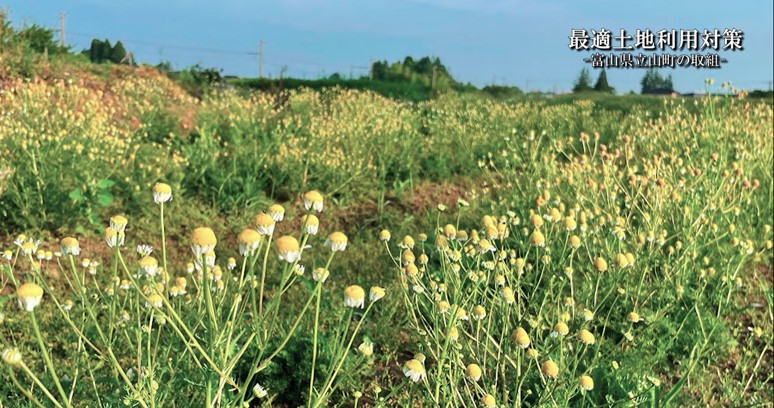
(593, 69, 614, 93)
(640, 68, 675, 94)
(0, 11, 772, 408)
(572, 68, 593, 93)
(87, 38, 129, 64)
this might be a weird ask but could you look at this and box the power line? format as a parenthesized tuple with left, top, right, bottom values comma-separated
(66, 30, 257, 56)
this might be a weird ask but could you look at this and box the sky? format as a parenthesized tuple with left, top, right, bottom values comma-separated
(3, 0, 773, 93)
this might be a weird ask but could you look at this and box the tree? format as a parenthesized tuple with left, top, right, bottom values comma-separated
(89, 39, 105, 63)
(641, 68, 674, 94)
(573, 68, 593, 93)
(19, 24, 68, 54)
(593, 69, 614, 93)
(110, 40, 127, 63)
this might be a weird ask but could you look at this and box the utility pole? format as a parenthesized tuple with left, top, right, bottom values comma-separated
(369, 58, 374, 80)
(59, 12, 65, 47)
(258, 40, 264, 78)
(432, 65, 437, 90)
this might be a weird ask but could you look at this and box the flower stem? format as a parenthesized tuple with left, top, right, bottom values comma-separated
(30, 311, 71, 408)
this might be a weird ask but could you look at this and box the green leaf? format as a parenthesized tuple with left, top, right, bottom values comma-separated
(88, 212, 100, 225)
(68, 188, 84, 201)
(97, 179, 116, 189)
(96, 190, 114, 207)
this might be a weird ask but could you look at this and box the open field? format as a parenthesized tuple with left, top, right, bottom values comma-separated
(0, 60, 772, 407)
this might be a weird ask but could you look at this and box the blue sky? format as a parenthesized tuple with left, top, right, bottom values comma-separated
(4, 0, 772, 93)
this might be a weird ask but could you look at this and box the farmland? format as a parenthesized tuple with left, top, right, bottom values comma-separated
(1, 30, 773, 408)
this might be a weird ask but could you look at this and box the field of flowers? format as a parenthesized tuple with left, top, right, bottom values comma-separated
(0, 66, 772, 407)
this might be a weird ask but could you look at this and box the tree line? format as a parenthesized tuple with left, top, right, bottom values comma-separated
(573, 67, 675, 94)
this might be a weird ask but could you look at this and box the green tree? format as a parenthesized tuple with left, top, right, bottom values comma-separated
(573, 68, 593, 93)
(89, 39, 105, 63)
(110, 40, 127, 63)
(641, 68, 674, 94)
(19, 24, 67, 54)
(593, 69, 614, 93)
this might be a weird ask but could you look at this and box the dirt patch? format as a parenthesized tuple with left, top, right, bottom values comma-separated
(399, 179, 475, 214)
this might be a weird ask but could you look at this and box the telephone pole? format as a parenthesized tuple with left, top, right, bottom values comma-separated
(258, 40, 264, 78)
(369, 58, 374, 80)
(432, 65, 437, 90)
(59, 12, 65, 47)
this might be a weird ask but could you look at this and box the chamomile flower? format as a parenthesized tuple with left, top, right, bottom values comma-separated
(267, 204, 285, 222)
(466, 363, 482, 381)
(529, 230, 546, 247)
(399, 235, 415, 249)
(313, 267, 329, 282)
(301, 214, 319, 235)
(414, 353, 426, 364)
(443, 224, 457, 239)
(579, 375, 594, 391)
(501, 287, 515, 304)
(17, 282, 44, 311)
(593, 257, 608, 272)
(254, 213, 276, 236)
(569, 235, 581, 249)
(303, 190, 324, 212)
(145, 293, 163, 308)
(110, 215, 128, 233)
(238, 228, 261, 257)
(191, 227, 217, 258)
(551, 322, 569, 337)
(541, 360, 559, 379)
(477, 239, 495, 253)
(273, 236, 300, 263)
(401, 250, 416, 265)
(252, 383, 268, 398)
(326, 232, 348, 252)
(152, 183, 173, 204)
(577, 329, 595, 345)
(138, 256, 159, 277)
(626, 311, 643, 323)
(104, 227, 125, 248)
(512, 327, 530, 348)
(61, 237, 81, 256)
(563, 216, 577, 231)
(481, 394, 496, 408)
(472, 305, 487, 320)
(137, 244, 153, 257)
(358, 340, 374, 356)
(175, 277, 188, 292)
(344, 286, 365, 308)
(294, 264, 305, 276)
(1, 348, 22, 366)
(379, 229, 391, 242)
(403, 359, 426, 382)
(369, 286, 385, 302)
